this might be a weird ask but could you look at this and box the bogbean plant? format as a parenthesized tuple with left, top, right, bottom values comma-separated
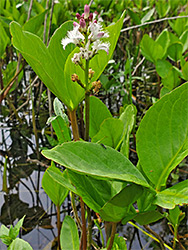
(8, 3, 188, 250)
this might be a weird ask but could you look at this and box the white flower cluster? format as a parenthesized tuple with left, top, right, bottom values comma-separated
(61, 4, 110, 64)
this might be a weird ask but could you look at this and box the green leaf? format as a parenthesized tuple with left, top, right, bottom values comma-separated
(161, 67, 180, 90)
(180, 29, 188, 53)
(10, 216, 25, 240)
(167, 206, 183, 227)
(92, 118, 124, 148)
(0, 22, 9, 58)
(137, 189, 156, 212)
(60, 216, 79, 250)
(10, 21, 84, 111)
(154, 180, 188, 209)
(8, 238, 33, 250)
(136, 82, 188, 190)
(42, 141, 150, 188)
(168, 13, 188, 37)
(42, 167, 69, 206)
(110, 234, 127, 250)
(156, 29, 170, 58)
(47, 116, 70, 144)
(0, 225, 11, 245)
(100, 184, 143, 222)
(119, 105, 136, 157)
(134, 210, 165, 225)
(182, 61, 188, 81)
(127, 8, 141, 25)
(155, 0, 170, 17)
(156, 59, 172, 78)
(68, 171, 127, 213)
(140, 34, 164, 63)
(89, 96, 112, 138)
(23, 10, 47, 34)
(160, 87, 170, 98)
(45, 167, 79, 195)
(53, 97, 69, 124)
(167, 42, 183, 62)
(141, 8, 155, 24)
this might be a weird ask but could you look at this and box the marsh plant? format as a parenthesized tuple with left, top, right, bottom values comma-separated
(1, 2, 187, 250)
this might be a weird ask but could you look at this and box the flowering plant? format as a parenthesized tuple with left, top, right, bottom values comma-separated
(61, 4, 110, 65)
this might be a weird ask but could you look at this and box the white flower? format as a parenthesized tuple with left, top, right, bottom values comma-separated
(92, 40, 110, 54)
(71, 52, 82, 64)
(88, 22, 109, 42)
(61, 26, 85, 50)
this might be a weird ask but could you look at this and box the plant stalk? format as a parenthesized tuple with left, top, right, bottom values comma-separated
(69, 109, 80, 141)
(84, 60, 90, 141)
(57, 204, 61, 250)
(144, 225, 165, 250)
(80, 197, 87, 250)
(70, 192, 82, 229)
(87, 207, 92, 250)
(107, 222, 117, 250)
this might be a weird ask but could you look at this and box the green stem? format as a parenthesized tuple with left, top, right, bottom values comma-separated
(80, 197, 87, 250)
(3, 156, 8, 194)
(144, 225, 165, 250)
(84, 59, 90, 141)
(107, 222, 117, 250)
(70, 192, 82, 229)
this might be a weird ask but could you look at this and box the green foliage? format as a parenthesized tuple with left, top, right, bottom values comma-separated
(10, 21, 82, 110)
(154, 179, 188, 209)
(42, 166, 69, 206)
(140, 34, 164, 63)
(89, 96, 112, 138)
(0, 22, 9, 58)
(1, 1, 188, 249)
(42, 141, 150, 188)
(60, 216, 79, 250)
(92, 118, 124, 148)
(136, 82, 188, 190)
(0, 216, 33, 249)
(8, 238, 33, 250)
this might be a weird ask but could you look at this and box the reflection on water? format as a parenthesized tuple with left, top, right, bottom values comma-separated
(0, 105, 62, 249)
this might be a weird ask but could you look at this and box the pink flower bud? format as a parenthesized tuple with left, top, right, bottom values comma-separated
(97, 32, 104, 39)
(76, 13, 81, 20)
(73, 22, 79, 27)
(89, 13, 93, 21)
(79, 18, 86, 30)
(94, 19, 97, 24)
(84, 4, 90, 19)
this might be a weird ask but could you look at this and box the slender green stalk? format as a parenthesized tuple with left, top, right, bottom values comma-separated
(129, 221, 173, 250)
(87, 207, 92, 250)
(3, 156, 8, 194)
(143, 225, 165, 250)
(70, 192, 82, 229)
(80, 197, 87, 250)
(107, 222, 117, 250)
(84, 59, 90, 141)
